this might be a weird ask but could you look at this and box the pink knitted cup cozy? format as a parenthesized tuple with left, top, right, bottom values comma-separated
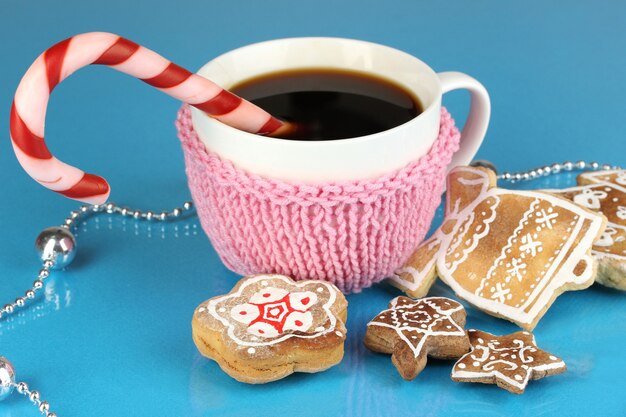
(176, 105, 460, 293)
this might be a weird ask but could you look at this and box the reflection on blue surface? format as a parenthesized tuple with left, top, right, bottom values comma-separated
(1, 0, 626, 416)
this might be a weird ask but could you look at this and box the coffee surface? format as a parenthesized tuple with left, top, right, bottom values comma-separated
(230, 68, 422, 140)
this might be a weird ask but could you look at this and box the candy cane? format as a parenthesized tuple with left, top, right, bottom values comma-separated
(10, 32, 285, 204)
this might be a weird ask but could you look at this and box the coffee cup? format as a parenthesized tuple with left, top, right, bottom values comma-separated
(178, 37, 490, 292)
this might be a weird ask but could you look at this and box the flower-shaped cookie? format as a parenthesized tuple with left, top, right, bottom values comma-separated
(192, 274, 347, 384)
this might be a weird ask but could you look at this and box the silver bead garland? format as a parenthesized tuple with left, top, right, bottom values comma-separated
(494, 160, 621, 183)
(0, 200, 194, 415)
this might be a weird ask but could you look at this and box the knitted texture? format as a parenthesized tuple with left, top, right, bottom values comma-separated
(176, 105, 460, 293)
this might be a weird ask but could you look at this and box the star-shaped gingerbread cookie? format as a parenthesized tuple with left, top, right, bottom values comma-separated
(546, 169, 626, 290)
(451, 329, 566, 394)
(364, 296, 470, 380)
(390, 166, 607, 330)
(192, 274, 348, 383)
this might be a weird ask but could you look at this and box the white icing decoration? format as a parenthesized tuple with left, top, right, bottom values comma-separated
(573, 188, 607, 209)
(282, 311, 313, 332)
(248, 321, 280, 338)
(207, 275, 339, 348)
(432, 168, 605, 327)
(249, 286, 288, 304)
(289, 291, 318, 311)
(545, 172, 626, 283)
(617, 206, 626, 220)
(368, 297, 466, 358)
(247, 347, 256, 354)
(452, 330, 566, 391)
(393, 166, 609, 327)
(230, 303, 260, 325)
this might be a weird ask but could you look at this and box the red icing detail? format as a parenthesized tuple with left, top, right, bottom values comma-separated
(141, 63, 192, 89)
(10, 102, 52, 159)
(246, 292, 312, 335)
(44, 37, 72, 92)
(257, 117, 283, 135)
(94, 37, 140, 66)
(258, 329, 264, 334)
(193, 90, 242, 116)
(57, 173, 109, 199)
(240, 311, 247, 315)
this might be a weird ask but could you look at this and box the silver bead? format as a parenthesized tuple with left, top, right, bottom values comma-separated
(563, 161, 574, 170)
(105, 203, 115, 213)
(35, 227, 76, 269)
(0, 357, 15, 401)
(145, 211, 154, 220)
(183, 201, 193, 210)
(25, 290, 36, 299)
(15, 297, 25, 307)
(16, 382, 28, 393)
(47, 413, 57, 417)
(133, 210, 142, 219)
(576, 160, 586, 169)
(39, 400, 50, 412)
(29, 390, 39, 401)
(3, 304, 14, 314)
(469, 160, 497, 174)
(172, 208, 182, 217)
(590, 161, 599, 169)
(33, 280, 44, 290)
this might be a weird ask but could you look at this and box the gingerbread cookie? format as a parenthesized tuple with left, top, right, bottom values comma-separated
(546, 169, 626, 290)
(364, 296, 470, 380)
(451, 329, 566, 394)
(390, 166, 607, 330)
(192, 274, 348, 384)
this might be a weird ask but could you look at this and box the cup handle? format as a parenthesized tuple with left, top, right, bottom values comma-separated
(437, 71, 491, 170)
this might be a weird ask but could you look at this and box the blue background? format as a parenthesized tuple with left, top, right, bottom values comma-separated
(1, 1, 625, 416)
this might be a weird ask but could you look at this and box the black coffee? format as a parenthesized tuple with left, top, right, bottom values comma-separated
(230, 68, 422, 140)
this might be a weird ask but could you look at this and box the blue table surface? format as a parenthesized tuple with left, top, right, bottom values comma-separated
(1, 1, 625, 416)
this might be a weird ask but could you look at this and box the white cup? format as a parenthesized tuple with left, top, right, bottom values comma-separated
(191, 37, 490, 182)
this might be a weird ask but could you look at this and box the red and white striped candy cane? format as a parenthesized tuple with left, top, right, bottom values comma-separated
(10, 32, 285, 204)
